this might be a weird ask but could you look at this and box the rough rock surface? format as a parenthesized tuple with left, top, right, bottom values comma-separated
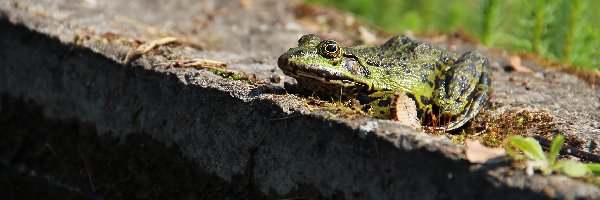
(0, 0, 599, 199)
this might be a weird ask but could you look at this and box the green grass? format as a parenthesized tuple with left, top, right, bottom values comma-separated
(306, 0, 600, 71)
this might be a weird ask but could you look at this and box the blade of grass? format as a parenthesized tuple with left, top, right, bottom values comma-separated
(508, 136, 546, 161)
(587, 163, 600, 176)
(548, 135, 564, 165)
(531, 0, 547, 54)
(480, 0, 501, 46)
(563, 0, 582, 63)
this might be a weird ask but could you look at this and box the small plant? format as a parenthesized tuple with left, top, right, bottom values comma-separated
(505, 135, 589, 177)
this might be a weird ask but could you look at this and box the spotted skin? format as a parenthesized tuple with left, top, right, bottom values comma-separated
(278, 34, 491, 130)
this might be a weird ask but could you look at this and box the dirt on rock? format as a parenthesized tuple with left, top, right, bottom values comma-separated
(1, 0, 600, 199)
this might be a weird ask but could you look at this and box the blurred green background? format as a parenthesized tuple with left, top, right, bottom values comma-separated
(306, 0, 600, 71)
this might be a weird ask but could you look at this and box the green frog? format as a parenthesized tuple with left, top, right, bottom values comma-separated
(278, 34, 491, 130)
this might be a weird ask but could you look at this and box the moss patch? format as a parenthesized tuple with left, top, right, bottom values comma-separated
(301, 96, 367, 120)
(210, 68, 259, 83)
(448, 109, 585, 148)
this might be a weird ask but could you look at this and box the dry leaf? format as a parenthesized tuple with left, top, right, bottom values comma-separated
(507, 55, 533, 73)
(390, 92, 421, 130)
(239, 0, 253, 8)
(465, 140, 506, 164)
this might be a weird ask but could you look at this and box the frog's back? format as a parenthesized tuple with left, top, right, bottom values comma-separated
(344, 36, 456, 93)
(346, 36, 455, 68)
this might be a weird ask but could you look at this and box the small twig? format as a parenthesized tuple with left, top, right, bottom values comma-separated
(269, 115, 301, 121)
(44, 142, 60, 161)
(123, 37, 178, 65)
(533, 135, 600, 163)
(78, 147, 96, 193)
(249, 133, 267, 153)
(44, 142, 66, 172)
(373, 139, 380, 158)
(244, 132, 268, 188)
(158, 59, 228, 70)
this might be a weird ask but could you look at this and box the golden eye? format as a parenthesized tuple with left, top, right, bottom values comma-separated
(319, 40, 341, 59)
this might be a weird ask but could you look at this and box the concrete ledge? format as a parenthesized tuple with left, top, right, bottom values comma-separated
(1, 1, 599, 199)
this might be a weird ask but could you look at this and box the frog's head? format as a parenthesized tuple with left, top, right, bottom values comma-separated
(278, 34, 374, 96)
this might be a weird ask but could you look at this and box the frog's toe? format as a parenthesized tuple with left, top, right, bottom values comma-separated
(443, 84, 490, 130)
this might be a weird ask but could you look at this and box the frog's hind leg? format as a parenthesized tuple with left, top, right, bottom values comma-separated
(434, 51, 491, 130)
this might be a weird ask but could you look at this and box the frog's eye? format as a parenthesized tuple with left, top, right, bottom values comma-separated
(319, 40, 341, 59)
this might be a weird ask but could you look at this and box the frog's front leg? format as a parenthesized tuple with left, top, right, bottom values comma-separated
(433, 51, 491, 130)
(360, 91, 396, 119)
(360, 91, 425, 120)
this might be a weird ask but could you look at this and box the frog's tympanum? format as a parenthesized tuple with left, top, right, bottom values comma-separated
(278, 34, 491, 130)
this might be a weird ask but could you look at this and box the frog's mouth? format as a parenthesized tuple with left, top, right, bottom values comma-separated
(278, 52, 374, 95)
(280, 62, 371, 92)
(295, 71, 369, 88)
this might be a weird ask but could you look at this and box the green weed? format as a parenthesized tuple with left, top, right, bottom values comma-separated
(506, 135, 590, 177)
